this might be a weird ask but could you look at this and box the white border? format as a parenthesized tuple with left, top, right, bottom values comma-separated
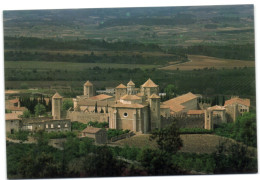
(0, 0, 259, 180)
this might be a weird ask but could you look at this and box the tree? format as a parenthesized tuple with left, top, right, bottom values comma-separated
(164, 84, 176, 100)
(34, 103, 46, 117)
(62, 99, 73, 111)
(149, 121, 183, 154)
(233, 112, 257, 147)
(21, 110, 31, 118)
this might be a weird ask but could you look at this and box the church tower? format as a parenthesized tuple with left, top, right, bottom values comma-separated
(149, 93, 161, 130)
(52, 92, 63, 120)
(84, 80, 94, 98)
(141, 78, 159, 100)
(115, 83, 127, 101)
(127, 80, 135, 95)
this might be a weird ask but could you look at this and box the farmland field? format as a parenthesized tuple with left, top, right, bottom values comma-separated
(160, 55, 255, 71)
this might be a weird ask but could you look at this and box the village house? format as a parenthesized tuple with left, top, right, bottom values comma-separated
(81, 126, 107, 144)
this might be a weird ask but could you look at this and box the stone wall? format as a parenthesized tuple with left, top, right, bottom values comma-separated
(67, 111, 109, 124)
(161, 114, 204, 129)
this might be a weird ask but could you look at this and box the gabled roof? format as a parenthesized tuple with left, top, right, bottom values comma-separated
(127, 80, 135, 86)
(142, 78, 158, 88)
(224, 97, 250, 107)
(163, 92, 197, 106)
(84, 80, 93, 86)
(112, 103, 147, 108)
(88, 94, 113, 101)
(160, 104, 170, 109)
(149, 94, 160, 99)
(52, 92, 62, 99)
(115, 83, 127, 89)
(82, 127, 103, 134)
(162, 92, 197, 113)
(121, 94, 141, 100)
(208, 105, 225, 111)
(187, 110, 204, 115)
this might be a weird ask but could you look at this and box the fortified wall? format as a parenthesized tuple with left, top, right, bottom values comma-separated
(67, 111, 109, 124)
(161, 114, 204, 129)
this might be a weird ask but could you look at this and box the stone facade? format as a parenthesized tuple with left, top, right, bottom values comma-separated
(81, 127, 107, 144)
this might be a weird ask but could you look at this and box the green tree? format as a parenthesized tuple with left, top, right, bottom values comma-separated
(21, 110, 31, 118)
(34, 103, 46, 117)
(150, 121, 183, 154)
(233, 112, 257, 147)
(164, 84, 176, 100)
(62, 99, 73, 111)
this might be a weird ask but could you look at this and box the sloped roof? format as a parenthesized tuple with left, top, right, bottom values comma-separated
(136, 92, 144, 97)
(6, 106, 27, 111)
(142, 78, 158, 88)
(52, 92, 62, 99)
(160, 104, 170, 109)
(82, 127, 103, 134)
(121, 94, 141, 100)
(84, 80, 93, 86)
(163, 92, 197, 106)
(224, 97, 250, 107)
(208, 105, 226, 111)
(187, 110, 205, 115)
(115, 83, 127, 89)
(149, 94, 160, 99)
(127, 80, 135, 86)
(162, 92, 197, 113)
(5, 112, 22, 120)
(88, 94, 113, 101)
(112, 103, 147, 108)
(9, 98, 19, 104)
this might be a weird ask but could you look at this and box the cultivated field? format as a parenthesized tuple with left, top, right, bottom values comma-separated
(112, 134, 256, 154)
(160, 55, 255, 71)
(4, 61, 159, 71)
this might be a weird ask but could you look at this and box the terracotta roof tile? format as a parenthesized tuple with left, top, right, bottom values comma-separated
(115, 83, 127, 89)
(149, 94, 160, 99)
(121, 94, 141, 100)
(187, 110, 205, 115)
(84, 80, 93, 86)
(6, 106, 27, 111)
(112, 103, 146, 108)
(127, 80, 135, 86)
(208, 105, 226, 111)
(88, 94, 113, 101)
(160, 104, 170, 109)
(9, 98, 19, 103)
(162, 92, 197, 113)
(82, 127, 103, 134)
(5, 112, 22, 120)
(52, 92, 63, 99)
(224, 97, 250, 107)
(142, 78, 158, 88)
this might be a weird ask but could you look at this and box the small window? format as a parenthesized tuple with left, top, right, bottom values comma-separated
(58, 124, 61, 128)
(123, 112, 128, 117)
(46, 124, 48, 128)
(65, 123, 68, 128)
(51, 124, 54, 128)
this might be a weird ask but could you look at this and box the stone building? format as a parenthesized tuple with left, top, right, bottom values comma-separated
(81, 127, 107, 144)
(204, 97, 250, 130)
(5, 92, 72, 134)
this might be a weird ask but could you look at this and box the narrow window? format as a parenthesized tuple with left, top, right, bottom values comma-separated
(46, 124, 48, 128)
(51, 124, 54, 128)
